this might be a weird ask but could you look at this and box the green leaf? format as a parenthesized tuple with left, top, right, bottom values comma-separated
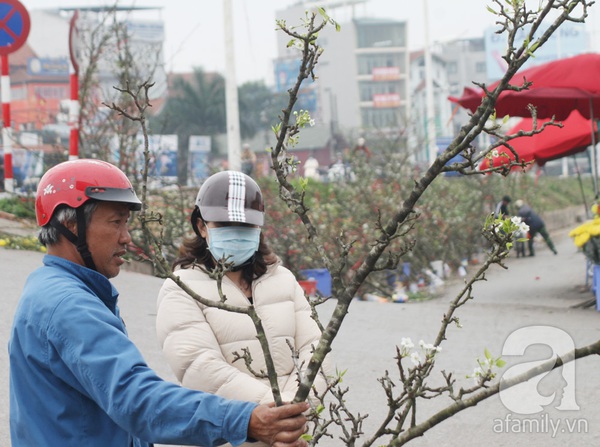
(496, 358, 507, 367)
(486, 5, 498, 14)
(300, 177, 309, 190)
(529, 41, 540, 54)
(300, 433, 313, 441)
(317, 7, 329, 21)
(484, 347, 492, 360)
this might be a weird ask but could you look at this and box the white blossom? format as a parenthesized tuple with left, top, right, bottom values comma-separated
(400, 337, 414, 356)
(420, 340, 442, 357)
(410, 352, 421, 366)
(510, 216, 530, 234)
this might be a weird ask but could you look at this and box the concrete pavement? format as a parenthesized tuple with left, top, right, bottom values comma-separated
(1, 227, 598, 446)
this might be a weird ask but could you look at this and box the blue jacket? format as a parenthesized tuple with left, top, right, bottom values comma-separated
(9, 255, 256, 447)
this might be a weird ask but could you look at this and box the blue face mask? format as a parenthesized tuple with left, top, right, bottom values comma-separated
(207, 226, 261, 267)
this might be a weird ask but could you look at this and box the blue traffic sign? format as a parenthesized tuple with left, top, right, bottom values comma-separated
(0, 0, 30, 56)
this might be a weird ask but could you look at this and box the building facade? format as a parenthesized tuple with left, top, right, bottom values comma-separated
(274, 1, 410, 142)
(408, 50, 453, 164)
(3, 7, 167, 134)
(432, 37, 487, 138)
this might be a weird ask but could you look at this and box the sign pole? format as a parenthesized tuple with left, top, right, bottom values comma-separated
(0, 0, 30, 193)
(68, 69, 79, 160)
(68, 10, 79, 160)
(2, 53, 13, 192)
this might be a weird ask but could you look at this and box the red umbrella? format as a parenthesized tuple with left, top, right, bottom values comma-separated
(480, 110, 597, 170)
(450, 53, 600, 120)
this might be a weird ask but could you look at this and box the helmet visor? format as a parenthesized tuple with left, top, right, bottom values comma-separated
(85, 186, 142, 210)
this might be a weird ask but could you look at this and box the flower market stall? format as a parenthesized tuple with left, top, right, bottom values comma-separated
(569, 205, 600, 311)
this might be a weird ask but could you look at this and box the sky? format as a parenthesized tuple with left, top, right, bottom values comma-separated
(17, 0, 600, 85)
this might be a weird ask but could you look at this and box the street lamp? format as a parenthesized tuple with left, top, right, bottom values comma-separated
(423, 0, 437, 166)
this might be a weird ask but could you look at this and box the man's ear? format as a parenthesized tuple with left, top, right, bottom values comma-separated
(64, 220, 78, 236)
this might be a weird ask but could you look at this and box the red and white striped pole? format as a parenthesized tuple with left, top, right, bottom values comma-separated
(2, 53, 13, 192)
(68, 67, 79, 160)
(68, 10, 79, 160)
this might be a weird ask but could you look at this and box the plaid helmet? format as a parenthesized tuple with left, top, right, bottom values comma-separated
(195, 170, 264, 226)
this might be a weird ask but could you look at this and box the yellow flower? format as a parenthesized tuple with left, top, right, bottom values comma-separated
(0, 239, 7, 246)
(574, 233, 591, 248)
(570, 217, 600, 239)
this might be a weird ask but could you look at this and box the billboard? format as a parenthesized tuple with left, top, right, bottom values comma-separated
(274, 58, 318, 116)
(485, 21, 588, 81)
(139, 134, 178, 179)
(27, 57, 69, 76)
(112, 134, 178, 184)
(188, 135, 211, 186)
(2, 148, 45, 191)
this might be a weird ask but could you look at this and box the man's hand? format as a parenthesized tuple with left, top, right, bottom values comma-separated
(248, 401, 309, 447)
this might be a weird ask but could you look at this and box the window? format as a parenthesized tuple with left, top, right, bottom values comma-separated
(359, 80, 403, 102)
(357, 53, 405, 76)
(356, 23, 406, 49)
(361, 108, 399, 128)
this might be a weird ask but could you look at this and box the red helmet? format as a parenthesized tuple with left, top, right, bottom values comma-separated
(36, 159, 142, 226)
(195, 170, 264, 226)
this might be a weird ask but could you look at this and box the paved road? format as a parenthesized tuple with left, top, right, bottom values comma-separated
(1, 228, 599, 446)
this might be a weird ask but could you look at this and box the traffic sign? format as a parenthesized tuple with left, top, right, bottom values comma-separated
(0, 0, 30, 56)
(68, 9, 80, 73)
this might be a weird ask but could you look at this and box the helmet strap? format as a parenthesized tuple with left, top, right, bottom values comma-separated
(50, 207, 97, 271)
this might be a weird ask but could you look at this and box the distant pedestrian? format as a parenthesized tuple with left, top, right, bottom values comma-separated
(304, 154, 320, 180)
(353, 137, 371, 160)
(241, 144, 257, 176)
(495, 195, 512, 219)
(514, 199, 558, 256)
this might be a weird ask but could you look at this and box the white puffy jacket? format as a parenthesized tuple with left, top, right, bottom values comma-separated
(156, 261, 331, 446)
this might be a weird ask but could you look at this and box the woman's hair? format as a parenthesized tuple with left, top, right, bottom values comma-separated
(173, 207, 277, 283)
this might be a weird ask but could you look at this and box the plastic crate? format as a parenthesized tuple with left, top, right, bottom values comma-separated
(300, 268, 332, 296)
(298, 280, 317, 296)
(595, 265, 600, 311)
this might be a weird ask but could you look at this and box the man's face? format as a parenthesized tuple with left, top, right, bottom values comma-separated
(86, 202, 132, 279)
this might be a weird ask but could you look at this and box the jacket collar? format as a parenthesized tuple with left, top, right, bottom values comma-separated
(43, 254, 119, 313)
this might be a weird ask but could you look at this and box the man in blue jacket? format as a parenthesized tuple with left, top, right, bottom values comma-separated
(9, 159, 309, 447)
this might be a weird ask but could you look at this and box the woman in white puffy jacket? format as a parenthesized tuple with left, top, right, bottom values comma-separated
(156, 171, 332, 446)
